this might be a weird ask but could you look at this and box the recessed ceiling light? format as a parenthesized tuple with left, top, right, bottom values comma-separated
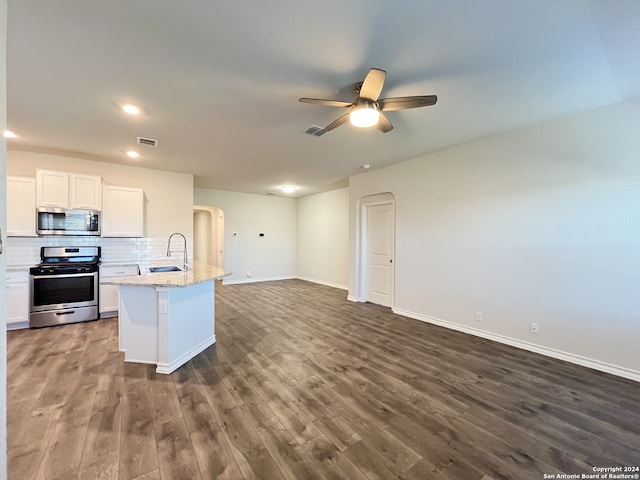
(281, 185, 297, 193)
(3, 130, 17, 138)
(122, 104, 140, 115)
(126, 150, 140, 158)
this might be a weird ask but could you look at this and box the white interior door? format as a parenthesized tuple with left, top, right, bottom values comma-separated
(366, 203, 394, 307)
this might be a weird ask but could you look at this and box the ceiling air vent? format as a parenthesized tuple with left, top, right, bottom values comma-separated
(302, 125, 324, 137)
(137, 136, 158, 147)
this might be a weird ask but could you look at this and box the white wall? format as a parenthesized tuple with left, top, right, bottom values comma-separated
(193, 209, 212, 264)
(194, 188, 296, 283)
(297, 187, 349, 289)
(7, 151, 194, 238)
(0, 1, 7, 476)
(349, 100, 640, 379)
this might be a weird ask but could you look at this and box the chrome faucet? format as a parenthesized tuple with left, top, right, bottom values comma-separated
(167, 232, 188, 271)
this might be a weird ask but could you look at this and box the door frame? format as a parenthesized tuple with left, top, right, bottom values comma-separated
(356, 193, 396, 306)
(193, 205, 224, 268)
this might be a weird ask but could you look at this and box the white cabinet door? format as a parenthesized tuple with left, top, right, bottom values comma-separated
(102, 186, 144, 237)
(70, 174, 102, 209)
(99, 264, 140, 317)
(99, 284, 119, 317)
(36, 169, 70, 207)
(36, 169, 102, 209)
(7, 176, 36, 236)
(6, 271, 30, 330)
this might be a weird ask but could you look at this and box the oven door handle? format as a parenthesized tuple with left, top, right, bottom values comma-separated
(31, 272, 97, 279)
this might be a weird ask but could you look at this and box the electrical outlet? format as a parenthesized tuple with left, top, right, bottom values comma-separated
(247, 271, 252, 278)
(475, 311, 483, 322)
(530, 322, 539, 334)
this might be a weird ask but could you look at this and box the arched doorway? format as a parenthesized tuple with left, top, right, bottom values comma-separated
(193, 205, 225, 268)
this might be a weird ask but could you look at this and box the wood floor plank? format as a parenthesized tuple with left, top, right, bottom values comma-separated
(154, 417, 202, 480)
(6, 279, 640, 480)
(219, 405, 286, 480)
(118, 370, 159, 480)
(172, 363, 245, 479)
(301, 433, 371, 480)
(34, 413, 90, 480)
(77, 451, 119, 480)
(255, 419, 327, 480)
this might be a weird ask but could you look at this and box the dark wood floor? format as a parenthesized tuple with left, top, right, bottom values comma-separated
(7, 279, 640, 479)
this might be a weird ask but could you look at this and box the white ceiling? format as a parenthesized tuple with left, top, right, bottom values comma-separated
(6, 1, 640, 197)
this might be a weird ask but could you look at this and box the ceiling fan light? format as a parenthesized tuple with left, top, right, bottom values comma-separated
(350, 106, 380, 128)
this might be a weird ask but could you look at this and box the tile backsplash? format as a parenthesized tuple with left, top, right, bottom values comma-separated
(6, 236, 193, 267)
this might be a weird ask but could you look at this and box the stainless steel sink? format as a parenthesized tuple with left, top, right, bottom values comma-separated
(149, 266, 182, 273)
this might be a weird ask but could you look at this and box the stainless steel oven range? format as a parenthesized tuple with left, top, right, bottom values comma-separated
(29, 246, 101, 328)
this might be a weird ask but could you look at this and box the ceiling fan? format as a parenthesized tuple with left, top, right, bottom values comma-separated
(299, 68, 437, 136)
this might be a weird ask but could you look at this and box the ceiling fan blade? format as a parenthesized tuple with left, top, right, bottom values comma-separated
(377, 113, 394, 133)
(379, 95, 438, 111)
(299, 98, 353, 108)
(359, 68, 386, 101)
(318, 112, 351, 135)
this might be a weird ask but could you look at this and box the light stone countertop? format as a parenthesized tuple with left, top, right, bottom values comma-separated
(101, 262, 230, 288)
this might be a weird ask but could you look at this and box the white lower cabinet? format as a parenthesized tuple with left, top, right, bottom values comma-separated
(99, 264, 140, 318)
(6, 270, 30, 330)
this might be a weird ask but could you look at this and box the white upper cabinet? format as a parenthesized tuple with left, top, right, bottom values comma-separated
(36, 170, 69, 207)
(7, 176, 37, 236)
(36, 169, 102, 209)
(102, 185, 144, 237)
(70, 174, 102, 209)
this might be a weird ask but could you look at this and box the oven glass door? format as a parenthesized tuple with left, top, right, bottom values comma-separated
(31, 273, 97, 312)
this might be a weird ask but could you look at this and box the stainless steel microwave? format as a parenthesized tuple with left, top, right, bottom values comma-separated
(36, 207, 101, 236)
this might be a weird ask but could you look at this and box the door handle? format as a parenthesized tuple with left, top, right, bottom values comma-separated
(389, 259, 393, 263)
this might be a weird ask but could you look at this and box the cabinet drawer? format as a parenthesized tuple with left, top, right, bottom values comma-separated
(6, 270, 29, 283)
(100, 265, 139, 278)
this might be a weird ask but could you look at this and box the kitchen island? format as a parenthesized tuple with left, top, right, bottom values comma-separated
(101, 263, 230, 374)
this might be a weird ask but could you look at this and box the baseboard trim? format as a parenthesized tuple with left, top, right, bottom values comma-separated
(123, 357, 156, 365)
(393, 307, 640, 383)
(297, 277, 348, 290)
(223, 276, 296, 285)
(7, 320, 30, 331)
(156, 336, 216, 375)
(347, 295, 364, 303)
